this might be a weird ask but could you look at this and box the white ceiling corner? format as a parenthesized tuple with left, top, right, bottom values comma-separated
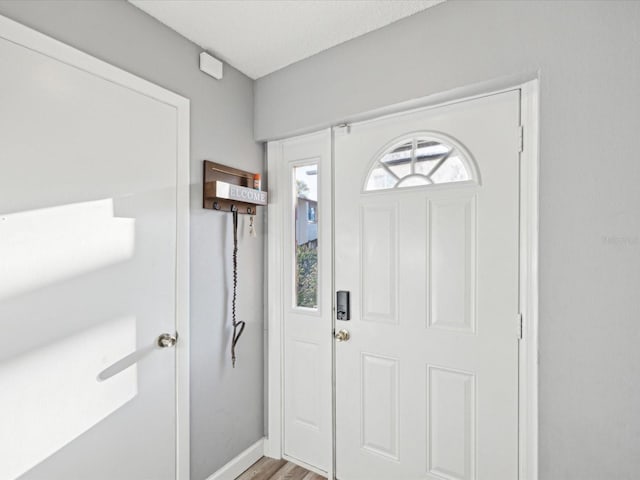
(128, 0, 445, 79)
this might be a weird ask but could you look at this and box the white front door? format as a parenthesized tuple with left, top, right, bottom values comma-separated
(334, 91, 521, 480)
(0, 18, 187, 480)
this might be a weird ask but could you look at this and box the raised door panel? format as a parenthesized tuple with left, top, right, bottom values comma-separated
(361, 353, 399, 460)
(361, 204, 398, 325)
(427, 366, 476, 480)
(291, 339, 321, 431)
(428, 196, 476, 333)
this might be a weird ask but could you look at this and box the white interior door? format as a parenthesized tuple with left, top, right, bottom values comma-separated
(334, 91, 521, 480)
(0, 18, 187, 480)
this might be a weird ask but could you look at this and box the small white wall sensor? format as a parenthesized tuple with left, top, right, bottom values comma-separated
(199, 52, 223, 80)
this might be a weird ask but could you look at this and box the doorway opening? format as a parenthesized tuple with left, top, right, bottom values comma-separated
(267, 80, 539, 480)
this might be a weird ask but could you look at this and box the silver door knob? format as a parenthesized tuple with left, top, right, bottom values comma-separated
(157, 333, 178, 348)
(335, 329, 350, 342)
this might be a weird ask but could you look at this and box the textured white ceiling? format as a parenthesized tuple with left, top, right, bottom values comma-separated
(129, 0, 444, 79)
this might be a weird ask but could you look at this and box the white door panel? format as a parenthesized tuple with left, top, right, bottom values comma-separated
(335, 91, 521, 479)
(277, 131, 332, 473)
(0, 27, 182, 480)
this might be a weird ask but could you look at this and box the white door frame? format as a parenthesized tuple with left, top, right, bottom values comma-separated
(267, 81, 538, 480)
(0, 15, 191, 480)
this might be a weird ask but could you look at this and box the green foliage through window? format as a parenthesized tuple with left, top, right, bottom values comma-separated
(296, 243, 318, 308)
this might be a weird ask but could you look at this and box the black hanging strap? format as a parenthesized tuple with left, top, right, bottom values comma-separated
(231, 209, 246, 367)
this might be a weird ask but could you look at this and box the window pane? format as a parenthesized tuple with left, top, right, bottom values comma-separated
(380, 141, 412, 178)
(366, 166, 397, 191)
(414, 140, 450, 176)
(397, 175, 430, 188)
(294, 164, 318, 309)
(431, 156, 470, 183)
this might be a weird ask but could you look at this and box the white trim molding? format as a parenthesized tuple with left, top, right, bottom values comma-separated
(266, 140, 284, 460)
(206, 438, 266, 480)
(174, 72, 191, 480)
(0, 14, 191, 480)
(518, 79, 540, 480)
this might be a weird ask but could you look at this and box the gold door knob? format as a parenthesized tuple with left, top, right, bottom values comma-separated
(334, 329, 350, 342)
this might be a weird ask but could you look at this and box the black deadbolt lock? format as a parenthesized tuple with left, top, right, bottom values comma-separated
(336, 290, 350, 321)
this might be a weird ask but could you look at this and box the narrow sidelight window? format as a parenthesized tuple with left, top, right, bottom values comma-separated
(294, 164, 319, 309)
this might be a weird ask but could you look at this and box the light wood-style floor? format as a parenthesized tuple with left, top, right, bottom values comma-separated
(236, 457, 326, 480)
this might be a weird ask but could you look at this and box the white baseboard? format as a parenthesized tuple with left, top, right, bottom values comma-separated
(206, 438, 265, 480)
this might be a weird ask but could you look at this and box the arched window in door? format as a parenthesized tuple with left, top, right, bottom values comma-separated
(364, 135, 477, 192)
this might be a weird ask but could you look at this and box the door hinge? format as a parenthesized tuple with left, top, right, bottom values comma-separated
(518, 125, 524, 153)
(334, 122, 351, 135)
(517, 313, 524, 339)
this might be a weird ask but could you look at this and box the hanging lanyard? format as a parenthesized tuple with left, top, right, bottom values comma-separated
(231, 209, 246, 367)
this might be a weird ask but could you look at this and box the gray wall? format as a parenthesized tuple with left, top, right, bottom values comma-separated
(0, 1, 264, 479)
(255, 1, 640, 479)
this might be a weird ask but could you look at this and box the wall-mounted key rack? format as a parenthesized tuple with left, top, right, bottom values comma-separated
(203, 160, 266, 214)
(203, 160, 265, 367)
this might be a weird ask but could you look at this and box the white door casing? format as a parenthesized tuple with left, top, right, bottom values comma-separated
(0, 15, 189, 480)
(267, 130, 333, 475)
(334, 91, 521, 479)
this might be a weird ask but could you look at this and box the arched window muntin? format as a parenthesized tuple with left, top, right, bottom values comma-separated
(362, 131, 480, 194)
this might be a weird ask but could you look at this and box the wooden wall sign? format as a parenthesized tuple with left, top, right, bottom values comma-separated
(203, 160, 266, 214)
